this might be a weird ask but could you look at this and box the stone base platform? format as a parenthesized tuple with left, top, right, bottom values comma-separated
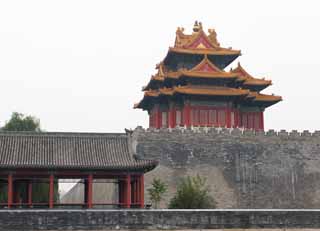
(1, 209, 320, 230)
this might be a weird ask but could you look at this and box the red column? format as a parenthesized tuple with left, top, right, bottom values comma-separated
(183, 103, 191, 127)
(125, 174, 131, 208)
(239, 111, 242, 127)
(136, 178, 140, 205)
(234, 110, 239, 127)
(49, 174, 54, 209)
(28, 181, 32, 207)
(252, 112, 255, 130)
(168, 106, 175, 128)
(139, 174, 144, 208)
(7, 173, 13, 208)
(132, 180, 136, 204)
(87, 174, 93, 208)
(154, 105, 161, 129)
(260, 111, 264, 130)
(226, 108, 231, 128)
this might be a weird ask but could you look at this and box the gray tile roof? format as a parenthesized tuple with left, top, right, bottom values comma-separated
(0, 132, 157, 171)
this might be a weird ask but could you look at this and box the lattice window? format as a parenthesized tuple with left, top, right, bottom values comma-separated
(209, 110, 217, 125)
(191, 109, 200, 126)
(248, 113, 254, 129)
(176, 110, 182, 126)
(254, 112, 260, 129)
(218, 110, 226, 126)
(199, 110, 208, 125)
(161, 111, 168, 128)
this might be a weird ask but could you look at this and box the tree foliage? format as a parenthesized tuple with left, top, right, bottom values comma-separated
(169, 175, 216, 209)
(147, 178, 167, 208)
(1, 112, 41, 132)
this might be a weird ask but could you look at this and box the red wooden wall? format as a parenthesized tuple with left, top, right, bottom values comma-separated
(149, 104, 264, 131)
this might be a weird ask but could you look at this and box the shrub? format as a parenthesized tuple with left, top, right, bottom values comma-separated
(169, 175, 216, 209)
(147, 178, 167, 208)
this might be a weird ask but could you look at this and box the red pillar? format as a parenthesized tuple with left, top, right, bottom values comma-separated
(49, 174, 54, 209)
(260, 111, 264, 130)
(226, 108, 231, 128)
(136, 178, 140, 205)
(135, 180, 139, 205)
(234, 110, 239, 127)
(154, 105, 161, 129)
(168, 105, 175, 128)
(239, 111, 242, 128)
(125, 174, 131, 208)
(7, 173, 13, 208)
(139, 174, 144, 208)
(132, 180, 136, 204)
(87, 174, 93, 209)
(183, 103, 191, 127)
(28, 181, 32, 207)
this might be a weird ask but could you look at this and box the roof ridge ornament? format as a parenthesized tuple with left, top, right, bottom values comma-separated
(193, 21, 202, 32)
(208, 28, 220, 47)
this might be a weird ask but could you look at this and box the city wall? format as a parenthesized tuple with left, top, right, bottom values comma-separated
(131, 127, 320, 208)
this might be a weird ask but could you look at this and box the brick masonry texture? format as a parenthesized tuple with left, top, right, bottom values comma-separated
(131, 127, 320, 208)
(2, 209, 320, 230)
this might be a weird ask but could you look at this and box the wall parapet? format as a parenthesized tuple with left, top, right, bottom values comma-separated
(135, 126, 320, 138)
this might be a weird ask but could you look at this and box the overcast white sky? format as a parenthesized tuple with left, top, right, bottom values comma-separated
(0, 0, 319, 133)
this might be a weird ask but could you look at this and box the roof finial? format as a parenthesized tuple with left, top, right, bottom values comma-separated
(193, 21, 202, 32)
(176, 27, 184, 33)
(208, 28, 220, 46)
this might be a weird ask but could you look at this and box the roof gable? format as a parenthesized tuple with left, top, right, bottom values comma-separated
(186, 31, 214, 49)
(231, 63, 272, 86)
(232, 62, 252, 78)
(190, 56, 223, 73)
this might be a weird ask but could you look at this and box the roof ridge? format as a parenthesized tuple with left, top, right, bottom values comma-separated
(0, 131, 127, 137)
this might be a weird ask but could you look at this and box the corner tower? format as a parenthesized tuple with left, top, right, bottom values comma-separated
(134, 21, 282, 130)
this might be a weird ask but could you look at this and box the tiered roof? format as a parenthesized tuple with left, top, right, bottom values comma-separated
(135, 22, 282, 110)
(144, 56, 237, 90)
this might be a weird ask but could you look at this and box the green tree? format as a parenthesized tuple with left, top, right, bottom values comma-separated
(0, 181, 7, 203)
(147, 178, 167, 208)
(169, 175, 216, 209)
(0, 112, 59, 205)
(2, 112, 41, 132)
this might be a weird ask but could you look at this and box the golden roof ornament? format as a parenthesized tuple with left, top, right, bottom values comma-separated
(175, 27, 185, 47)
(193, 21, 202, 32)
(157, 62, 165, 76)
(208, 28, 220, 47)
(176, 27, 184, 33)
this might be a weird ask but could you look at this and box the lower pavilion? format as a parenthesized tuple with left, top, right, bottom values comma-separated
(0, 132, 157, 209)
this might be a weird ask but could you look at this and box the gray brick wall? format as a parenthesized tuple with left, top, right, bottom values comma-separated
(131, 127, 320, 209)
(2, 209, 320, 230)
